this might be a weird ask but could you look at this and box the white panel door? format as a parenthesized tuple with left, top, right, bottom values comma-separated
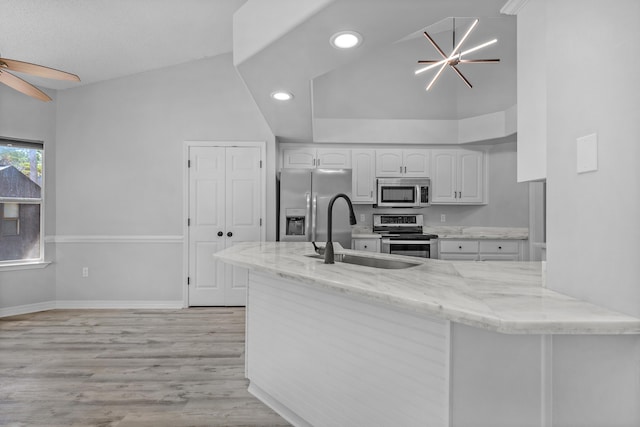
(188, 146, 226, 306)
(188, 145, 262, 306)
(223, 147, 262, 305)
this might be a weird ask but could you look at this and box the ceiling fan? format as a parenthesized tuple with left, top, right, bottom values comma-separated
(415, 18, 499, 91)
(0, 55, 80, 102)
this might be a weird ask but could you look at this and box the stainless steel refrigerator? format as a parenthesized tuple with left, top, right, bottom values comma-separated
(278, 169, 353, 249)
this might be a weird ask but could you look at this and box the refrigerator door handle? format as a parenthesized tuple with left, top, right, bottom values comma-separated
(305, 192, 312, 241)
(311, 193, 318, 242)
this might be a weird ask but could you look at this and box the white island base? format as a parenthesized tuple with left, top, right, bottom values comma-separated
(217, 243, 640, 427)
(246, 272, 552, 427)
(247, 272, 450, 426)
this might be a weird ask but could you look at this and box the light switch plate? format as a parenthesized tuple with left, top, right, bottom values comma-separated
(576, 133, 598, 174)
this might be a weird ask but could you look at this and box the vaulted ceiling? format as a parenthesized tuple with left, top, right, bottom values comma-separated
(1, 0, 515, 143)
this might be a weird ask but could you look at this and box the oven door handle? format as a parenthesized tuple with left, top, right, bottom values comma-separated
(382, 239, 433, 245)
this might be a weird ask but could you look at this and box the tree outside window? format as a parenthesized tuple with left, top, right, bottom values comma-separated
(0, 138, 44, 263)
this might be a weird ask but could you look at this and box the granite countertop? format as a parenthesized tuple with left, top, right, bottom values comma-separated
(351, 225, 529, 240)
(215, 242, 640, 335)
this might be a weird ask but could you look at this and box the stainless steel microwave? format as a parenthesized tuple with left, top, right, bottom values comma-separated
(376, 178, 430, 208)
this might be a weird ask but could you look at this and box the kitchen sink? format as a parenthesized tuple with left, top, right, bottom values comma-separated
(305, 253, 421, 269)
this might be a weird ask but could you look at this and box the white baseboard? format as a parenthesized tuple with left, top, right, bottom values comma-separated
(55, 300, 184, 309)
(0, 301, 56, 318)
(1, 300, 184, 317)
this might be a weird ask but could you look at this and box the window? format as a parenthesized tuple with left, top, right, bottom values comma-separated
(0, 137, 44, 264)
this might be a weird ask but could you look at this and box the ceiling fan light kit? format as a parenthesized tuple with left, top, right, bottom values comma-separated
(416, 18, 500, 91)
(0, 55, 80, 102)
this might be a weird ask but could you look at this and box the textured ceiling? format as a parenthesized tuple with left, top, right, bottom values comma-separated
(0, 0, 247, 90)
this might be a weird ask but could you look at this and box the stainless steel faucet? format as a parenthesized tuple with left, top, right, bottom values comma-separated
(324, 193, 357, 264)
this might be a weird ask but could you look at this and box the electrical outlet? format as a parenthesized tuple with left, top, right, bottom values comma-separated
(359, 214, 366, 223)
(82, 267, 89, 278)
(440, 214, 446, 223)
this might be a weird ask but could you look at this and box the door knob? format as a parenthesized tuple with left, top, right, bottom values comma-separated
(217, 231, 223, 237)
(227, 232, 233, 237)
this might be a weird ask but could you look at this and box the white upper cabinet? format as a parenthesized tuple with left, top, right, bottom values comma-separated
(282, 148, 351, 169)
(431, 149, 484, 204)
(351, 149, 376, 203)
(375, 149, 430, 177)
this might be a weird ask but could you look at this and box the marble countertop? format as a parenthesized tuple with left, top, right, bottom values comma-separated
(351, 225, 529, 240)
(215, 242, 640, 335)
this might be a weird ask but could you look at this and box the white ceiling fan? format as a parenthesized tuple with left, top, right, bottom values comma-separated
(415, 18, 500, 91)
(0, 55, 80, 101)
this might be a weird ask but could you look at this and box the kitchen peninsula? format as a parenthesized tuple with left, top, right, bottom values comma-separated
(215, 242, 640, 427)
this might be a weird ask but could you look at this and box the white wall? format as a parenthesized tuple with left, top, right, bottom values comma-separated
(0, 85, 57, 312)
(534, 1, 640, 424)
(54, 54, 275, 304)
(516, 0, 547, 182)
(545, 1, 640, 318)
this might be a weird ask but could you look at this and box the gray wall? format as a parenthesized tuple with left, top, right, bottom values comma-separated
(1, 53, 276, 310)
(53, 53, 275, 304)
(0, 85, 57, 310)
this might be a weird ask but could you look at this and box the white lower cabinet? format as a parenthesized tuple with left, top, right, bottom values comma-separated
(439, 239, 523, 261)
(352, 238, 380, 252)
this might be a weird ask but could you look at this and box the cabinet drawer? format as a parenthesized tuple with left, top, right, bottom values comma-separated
(440, 240, 479, 253)
(352, 239, 380, 253)
(479, 241, 519, 254)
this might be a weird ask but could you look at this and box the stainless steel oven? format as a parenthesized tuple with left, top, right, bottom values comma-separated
(373, 214, 438, 259)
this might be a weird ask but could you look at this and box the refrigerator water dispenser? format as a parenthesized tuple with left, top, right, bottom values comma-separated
(285, 209, 306, 236)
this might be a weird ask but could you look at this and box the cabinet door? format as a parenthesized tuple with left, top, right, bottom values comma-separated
(403, 150, 430, 177)
(351, 149, 376, 203)
(431, 150, 457, 203)
(376, 150, 404, 177)
(458, 150, 483, 203)
(317, 148, 351, 169)
(283, 148, 316, 169)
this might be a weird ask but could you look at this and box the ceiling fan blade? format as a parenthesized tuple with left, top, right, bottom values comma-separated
(0, 57, 80, 81)
(422, 32, 448, 59)
(0, 70, 52, 101)
(417, 60, 441, 64)
(450, 65, 472, 88)
(459, 59, 501, 63)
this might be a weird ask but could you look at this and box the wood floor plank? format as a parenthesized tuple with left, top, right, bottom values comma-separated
(0, 308, 290, 427)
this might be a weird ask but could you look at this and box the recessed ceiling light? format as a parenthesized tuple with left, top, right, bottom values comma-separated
(330, 31, 362, 49)
(271, 91, 293, 101)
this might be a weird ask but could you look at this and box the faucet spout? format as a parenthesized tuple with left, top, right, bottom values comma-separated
(325, 193, 357, 264)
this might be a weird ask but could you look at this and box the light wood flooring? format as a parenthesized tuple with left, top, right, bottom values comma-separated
(0, 308, 291, 427)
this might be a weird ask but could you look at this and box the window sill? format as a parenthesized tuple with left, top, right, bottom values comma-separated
(0, 261, 52, 272)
